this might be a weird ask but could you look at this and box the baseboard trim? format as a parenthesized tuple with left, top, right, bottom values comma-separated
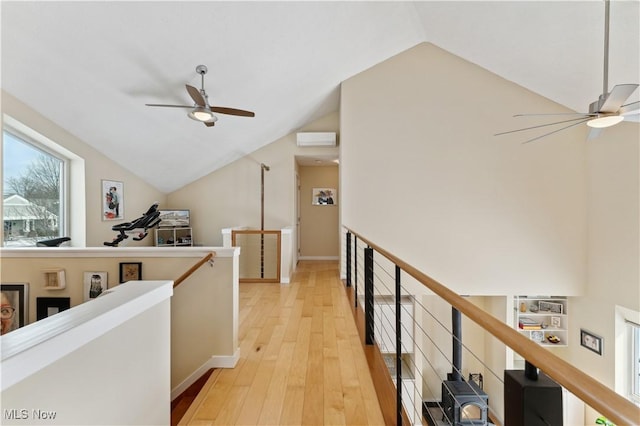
(298, 256, 340, 260)
(171, 348, 240, 400)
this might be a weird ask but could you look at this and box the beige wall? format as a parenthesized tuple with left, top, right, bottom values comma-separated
(299, 165, 339, 258)
(1, 91, 167, 247)
(167, 112, 339, 247)
(341, 42, 587, 296)
(340, 41, 640, 419)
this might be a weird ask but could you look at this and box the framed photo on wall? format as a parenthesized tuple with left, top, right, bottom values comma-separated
(36, 297, 71, 320)
(312, 188, 337, 206)
(580, 329, 603, 355)
(102, 179, 124, 221)
(119, 262, 142, 283)
(83, 272, 108, 301)
(1, 283, 29, 334)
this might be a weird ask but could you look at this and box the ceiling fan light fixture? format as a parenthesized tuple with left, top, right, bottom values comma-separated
(188, 107, 217, 123)
(586, 114, 624, 128)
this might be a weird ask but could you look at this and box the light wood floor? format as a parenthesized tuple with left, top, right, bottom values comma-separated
(178, 260, 385, 426)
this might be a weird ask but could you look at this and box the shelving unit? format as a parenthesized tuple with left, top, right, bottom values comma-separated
(514, 296, 568, 347)
(154, 227, 193, 247)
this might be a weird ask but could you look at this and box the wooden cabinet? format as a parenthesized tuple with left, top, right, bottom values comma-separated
(154, 227, 193, 247)
(514, 296, 568, 347)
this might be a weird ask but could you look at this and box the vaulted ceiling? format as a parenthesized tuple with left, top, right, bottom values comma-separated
(2, 1, 638, 193)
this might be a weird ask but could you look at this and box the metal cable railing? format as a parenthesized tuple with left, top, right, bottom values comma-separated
(342, 227, 640, 426)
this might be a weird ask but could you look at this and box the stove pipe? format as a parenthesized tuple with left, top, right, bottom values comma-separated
(452, 307, 462, 382)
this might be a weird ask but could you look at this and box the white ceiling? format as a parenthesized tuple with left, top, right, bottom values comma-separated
(2, 1, 638, 193)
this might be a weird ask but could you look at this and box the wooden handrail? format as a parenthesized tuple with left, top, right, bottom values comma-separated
(346, 228, 640, 426)
(173, 252, 215, 288)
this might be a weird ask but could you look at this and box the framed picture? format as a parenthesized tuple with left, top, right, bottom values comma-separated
(102, 179, 124, 221)
(36, 297, 71, 320)
(119, 262, 142, 283)
(1, 283, 29, 334)
(158, 209, 190, 227)
(580, 329, 603, 355)
(83, 272, 108, 301)
(531, 330, 545, 342)
(312, 188, 337, 206)
(538, 301, 563, 314)
(550, 316, 561, 329)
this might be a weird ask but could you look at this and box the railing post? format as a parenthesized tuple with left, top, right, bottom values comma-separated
(395, 264, 403, 426)
(354, 236, 358, 308)
(364, 246, 374, 345)
(346, 231, 352, 287)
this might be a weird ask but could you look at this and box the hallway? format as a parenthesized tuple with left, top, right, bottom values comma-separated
(178, 261, 385, 425)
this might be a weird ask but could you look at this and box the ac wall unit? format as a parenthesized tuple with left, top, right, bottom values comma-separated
(296, 132, 336, 147)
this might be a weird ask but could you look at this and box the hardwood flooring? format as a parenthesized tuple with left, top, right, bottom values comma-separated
(177, 261, 385, 425)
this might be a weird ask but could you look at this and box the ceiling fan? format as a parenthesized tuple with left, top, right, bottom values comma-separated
(496, 0, 639, 143)
(145, 65, 255, 127)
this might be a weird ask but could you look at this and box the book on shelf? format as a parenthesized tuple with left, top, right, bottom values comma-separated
(518, 317, 541, 330)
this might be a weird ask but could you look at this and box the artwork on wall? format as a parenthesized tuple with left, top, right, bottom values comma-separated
(36, 297, 71, 320)
(119, 262, 142, 283)
(102, 179, 124, 221)
(1, 283, 29, 334)
(580, 329, 603, 355)
(312, 188, 336, 205)
(83, 272, 108, 301)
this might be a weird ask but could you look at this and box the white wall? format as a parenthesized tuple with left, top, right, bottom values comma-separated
(1, 280, 172, 426)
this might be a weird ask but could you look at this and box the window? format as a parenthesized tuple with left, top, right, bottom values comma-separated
(631, 321, 640, 405)
(3, 127, 67, 246)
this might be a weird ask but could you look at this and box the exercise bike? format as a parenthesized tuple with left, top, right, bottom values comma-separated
(103, 203, 162, 247)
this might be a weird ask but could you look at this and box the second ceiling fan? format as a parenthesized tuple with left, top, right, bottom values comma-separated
(497, 0, 639, 143)
(146, 65, 255, 127)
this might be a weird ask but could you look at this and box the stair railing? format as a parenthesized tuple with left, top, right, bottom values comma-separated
(344, 227, 640, 426)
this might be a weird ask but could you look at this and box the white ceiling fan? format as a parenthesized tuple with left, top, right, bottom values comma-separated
(496, 0, 639, 143)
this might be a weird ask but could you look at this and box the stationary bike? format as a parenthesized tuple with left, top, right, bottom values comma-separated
(103, 203, 162, 247)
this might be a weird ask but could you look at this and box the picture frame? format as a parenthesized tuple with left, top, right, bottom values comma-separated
(36, 297, 71, 320)
(83, 272, 108, 301)
(102, 179, 124, 221)
(158, 209, 190, 227)
(312, 187, 337, 206)
(550, 316, 561, 329)
(580, 329, 603, 355)
(1, 283, 29, 334)
(119, 262, 142, 283)
(538, 300, 563, 314)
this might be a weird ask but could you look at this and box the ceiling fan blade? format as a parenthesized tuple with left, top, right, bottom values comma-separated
(145, 103, 192, 108)
(495, 116, 591, 137)
(599, 84, 639, 113)
(619, 101, 640, 116)
(204, 121, 216, 127)
(514, 112, 593, 117)
(185, 84, 206, 107)
(209, 106, 255, 117)
(521, 118, 592, 144)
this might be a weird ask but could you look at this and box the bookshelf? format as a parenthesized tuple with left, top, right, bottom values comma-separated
(514, 296, 568, 347)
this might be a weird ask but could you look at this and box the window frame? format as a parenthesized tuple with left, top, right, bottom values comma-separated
(2, 124, 69, 245)
(631, 320, 640, 405)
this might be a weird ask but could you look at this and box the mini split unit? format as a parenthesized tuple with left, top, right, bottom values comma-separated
(296, 132, 337, 147)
